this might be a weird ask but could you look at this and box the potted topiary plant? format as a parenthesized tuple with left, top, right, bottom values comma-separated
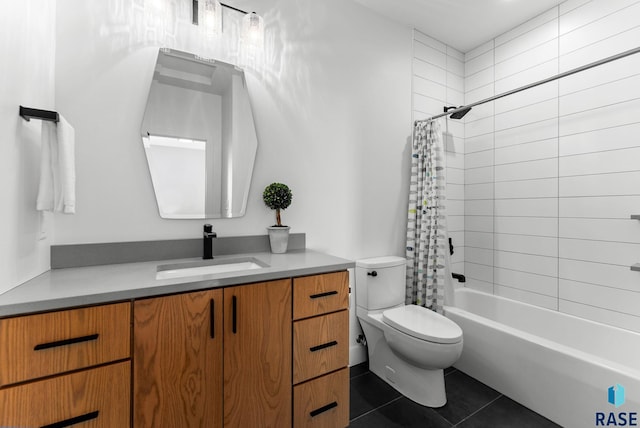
(263, 182, 293, 253)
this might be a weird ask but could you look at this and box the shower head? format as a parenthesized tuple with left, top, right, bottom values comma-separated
(444, 105, 472, 119)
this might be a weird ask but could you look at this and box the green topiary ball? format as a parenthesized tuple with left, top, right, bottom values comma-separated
(263, 183, 292, 210)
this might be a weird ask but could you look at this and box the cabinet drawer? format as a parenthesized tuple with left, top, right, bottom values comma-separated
(293, 310, 348, 384)
(293, 271, 348, 320)
(0, 302, 131, 387)
(294, 367, 349, 428)
(0, 361, 130, 428)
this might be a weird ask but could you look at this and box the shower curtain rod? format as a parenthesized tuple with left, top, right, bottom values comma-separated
(417, 45, 640, 123)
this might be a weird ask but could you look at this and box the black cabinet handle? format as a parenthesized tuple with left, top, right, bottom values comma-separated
(367, 271, 378, 277)
(41, 410, 99, 428)
(310, 341, 338, 352)
(310, 401, 337, 417)
(232, 296, 237, 334)
(210, 299, 215, 339)
(34, 334, 99, 351)
(309, 290, 338, 299)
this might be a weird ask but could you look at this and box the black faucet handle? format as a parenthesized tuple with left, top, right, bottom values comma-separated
(204, 224, 217, 237)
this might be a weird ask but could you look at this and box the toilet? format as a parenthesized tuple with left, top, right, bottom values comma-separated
(355, 256, 463, 407)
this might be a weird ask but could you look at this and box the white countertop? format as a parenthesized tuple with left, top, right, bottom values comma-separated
(0, 249, 354, 317)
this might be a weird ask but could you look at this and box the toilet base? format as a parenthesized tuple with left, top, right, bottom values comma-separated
(361, 319, 448, 407)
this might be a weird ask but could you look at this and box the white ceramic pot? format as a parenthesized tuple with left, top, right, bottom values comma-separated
(267, 226, 290, 254)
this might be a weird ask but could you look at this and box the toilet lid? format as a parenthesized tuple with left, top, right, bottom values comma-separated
(382, 305, 462, 344)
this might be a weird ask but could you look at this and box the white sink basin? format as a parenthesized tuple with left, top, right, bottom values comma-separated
(156, 257, 268, 280)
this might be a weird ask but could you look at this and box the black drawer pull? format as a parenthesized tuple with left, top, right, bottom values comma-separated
(210, 299, 215, 339)
(34, 334, 99, 351)
(41, 410, 99, 428)
(232, 296, 237, 334)
(310, 401, 338, 417)
(309, 290, 338, 299)
(310, 340, 338, 352)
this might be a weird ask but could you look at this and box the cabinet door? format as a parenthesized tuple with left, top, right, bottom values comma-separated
(134, 289, 223, 428)
(223, 279, 292, 428)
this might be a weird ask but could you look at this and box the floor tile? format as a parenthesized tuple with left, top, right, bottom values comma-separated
(349, 362, 369, 379)
(444, 366, 457, 375)
(349, 371, 401, 420)
(457, 395, 561, 428)
(350, 397, 453, 428)
(432, 370, 501, 425)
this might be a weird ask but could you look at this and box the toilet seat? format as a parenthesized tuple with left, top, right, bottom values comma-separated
(382, 305, 462, 344)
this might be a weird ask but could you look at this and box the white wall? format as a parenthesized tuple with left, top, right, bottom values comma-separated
(53, 0, 413, 262)
(0, 1, 56, 294)
(411, 30, 466, 276)
(462, 0, 640, 333)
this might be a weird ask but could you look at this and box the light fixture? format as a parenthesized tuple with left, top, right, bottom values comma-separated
(191, 1, 264, 49)
(241, 12, 264, 50)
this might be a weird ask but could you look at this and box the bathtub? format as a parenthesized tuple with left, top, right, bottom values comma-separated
(444, 288, 640, 428)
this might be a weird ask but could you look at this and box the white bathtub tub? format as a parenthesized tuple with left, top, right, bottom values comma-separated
(444, 288, 640, 428)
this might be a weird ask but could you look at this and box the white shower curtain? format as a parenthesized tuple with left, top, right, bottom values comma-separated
(406, 119, 448, 314)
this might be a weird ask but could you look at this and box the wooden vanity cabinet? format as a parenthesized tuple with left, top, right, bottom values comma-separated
(0, 269, 349, 428)
(292, 271, 350, 428)
(0, 302, 131, 428)
(133, 279, 292, 428)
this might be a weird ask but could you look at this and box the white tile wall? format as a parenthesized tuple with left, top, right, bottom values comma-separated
(494, 118, 558, 148)
(495, 285, 558, 309)
(559, 196, 640, 218)
(461, 1, 640, 333)
(494, 234, 558, 257)
(494, 198, 557, 217)
(494, 217, 557, 237)
(559, 259, 638, 292)
(496, 8, 559, 47)
(466, 247, 494, 265)
(494, 158, 558, 182)
(494, 267, 558, 297)
(494, 250, 558, 277)
(559, 171, 640, 197)
(465, 215, 493, 232)
(494, 138, 558, 165)
(495, 178, 558, 199)
(559, 122, 640, 156)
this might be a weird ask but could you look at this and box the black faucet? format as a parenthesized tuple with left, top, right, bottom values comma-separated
(203, 224, 216, 259)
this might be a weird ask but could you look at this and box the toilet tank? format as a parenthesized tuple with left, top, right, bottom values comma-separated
(355, 256, 406, 310)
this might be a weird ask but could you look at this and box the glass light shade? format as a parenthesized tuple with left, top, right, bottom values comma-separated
(199, 0, 222, 39)
(238, 12, 264, 67)
(241, 12, 264, 50)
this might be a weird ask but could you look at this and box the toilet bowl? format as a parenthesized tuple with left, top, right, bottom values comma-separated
(355, 256, 463, 407)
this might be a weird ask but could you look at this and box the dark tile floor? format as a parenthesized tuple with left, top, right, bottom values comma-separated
(349, 363, 560, 427)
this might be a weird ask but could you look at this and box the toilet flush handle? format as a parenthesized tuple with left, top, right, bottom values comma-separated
(367, 271, 378, 277)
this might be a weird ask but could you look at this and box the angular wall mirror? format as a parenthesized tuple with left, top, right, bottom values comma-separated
(141, 49, 258, 219)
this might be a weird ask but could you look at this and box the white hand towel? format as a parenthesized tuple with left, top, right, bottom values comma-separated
(36, 120, 57, 211)
(55, 115, 76, 214)
(36, 115, 76, 214)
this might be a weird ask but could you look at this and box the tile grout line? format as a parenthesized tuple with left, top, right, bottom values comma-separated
(452, 394, 503, 427)
(348, 396, 404, 423)
(349, 371, 371, 382)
